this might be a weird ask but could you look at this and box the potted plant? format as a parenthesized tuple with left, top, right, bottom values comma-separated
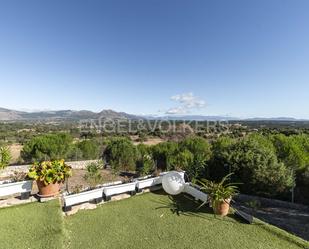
(28, 159, 72, 197)
(197, 173, 239, 216)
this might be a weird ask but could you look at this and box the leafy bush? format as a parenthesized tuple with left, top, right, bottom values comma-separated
(0, 146, 11, 169)
(178, 137, 212, 179)
(151, 141, 178, 171)
(271, 134, 308, 172)
(136, 144, 155, 176)
(84, 161, 103, 187)
(77, 139, 100, 160)
(209, 136, 235, 180)
(66, 145, 83, 161)
(28, 159, 72, 186)
(228, 134, 294, 196)
(167, 149, 194, 172)
(21, 133, 73, 163)
(103, 137, 137, 172)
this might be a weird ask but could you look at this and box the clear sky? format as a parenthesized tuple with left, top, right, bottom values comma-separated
(0, 0, 308, 118)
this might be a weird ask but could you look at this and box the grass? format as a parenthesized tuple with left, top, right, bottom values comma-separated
(1, 192, 308, 249)
(0, 200, 63, 249)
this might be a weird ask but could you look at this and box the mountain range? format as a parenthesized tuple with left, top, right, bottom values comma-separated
(0, 108, 141, 121)
(0, 107, 307, 122)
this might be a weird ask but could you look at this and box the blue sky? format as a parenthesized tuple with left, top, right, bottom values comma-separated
(0, 0, 308, 118)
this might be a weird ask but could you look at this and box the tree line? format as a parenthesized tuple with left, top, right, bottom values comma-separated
(1, 120, 308, 145)
(18, 132, 309, 204)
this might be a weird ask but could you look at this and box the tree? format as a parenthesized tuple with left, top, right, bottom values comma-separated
(66, 145, 83, 161)
(0, 146, 11, 169)
(103, 137, 137, 172)
(77, 139, 100, 160)
(21, 133, 73, 162)
(136, 144, 155, 176)
(271, 134, 308, 172)
(168, 149, 194, 175)
(271, 134, 309, 204)
(151, 141, 178, 171)
(228, 134, 294, 197)
(209, 136, 235, 181)
(179, 136, 212, 179)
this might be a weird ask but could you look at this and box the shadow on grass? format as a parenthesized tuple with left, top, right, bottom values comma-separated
(152, 194, 214, 220)
(226, 212, 249, 224)
(149, 189, 168, 195)
(152, 192, 255, 225)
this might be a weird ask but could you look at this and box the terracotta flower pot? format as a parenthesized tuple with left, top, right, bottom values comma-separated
(36, 180, 60, 197)
(213, 199, 231, 216)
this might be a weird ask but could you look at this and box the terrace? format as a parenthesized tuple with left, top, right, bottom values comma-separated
(0, 188, 308, 249)
(0, 159, 309, 248)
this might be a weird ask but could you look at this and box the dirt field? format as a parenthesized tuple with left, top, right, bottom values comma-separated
(8, 144, 22, 164)
(65, 169, 124, 193)
(132, 137, 164, 146)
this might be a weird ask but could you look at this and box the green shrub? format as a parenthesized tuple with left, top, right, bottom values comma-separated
(77, 139, 100, 160)
(151, 141, 178, 171)
(103, 137, 137, 172)
(21, 133, 73, 162)
(209, 136, 235, 180)
(167, 149, 194, 171)
(136, 144, 155, 176)
(0, 146, 11, 169)
(228, 134, 294, 196)
(84, 161, 103, 187)
(67, 145, 83, 161)
(271, 134, 308, 172)
(178, 136, 212, 179)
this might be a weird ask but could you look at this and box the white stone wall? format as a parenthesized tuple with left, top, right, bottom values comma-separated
(0, 160, 98, 177)
(67, 160, 98, 169)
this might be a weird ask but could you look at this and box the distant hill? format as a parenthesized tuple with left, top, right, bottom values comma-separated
(0, 108, 26, 120)
(0, 107, 307, 122)
(244, 117, 306, 121)
(145, 115, 238, 121)
(0, 108, 142, 121)
(149, 116, 308, 121)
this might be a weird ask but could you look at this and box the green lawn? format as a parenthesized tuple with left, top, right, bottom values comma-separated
(0, 200, 63, 249)
(1, 192, 308, 249)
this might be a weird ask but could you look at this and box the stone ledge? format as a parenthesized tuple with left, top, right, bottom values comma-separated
(0, 160, 98, 177)
(0, 196, 37, 209)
